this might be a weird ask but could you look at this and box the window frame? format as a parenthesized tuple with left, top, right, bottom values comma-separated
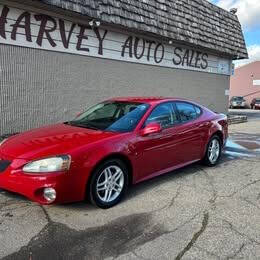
(174, 101, 203, 124)
(142, 101, 181, 130)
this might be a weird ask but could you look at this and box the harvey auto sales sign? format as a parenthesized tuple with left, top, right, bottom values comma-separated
(0, 4, 231, 75)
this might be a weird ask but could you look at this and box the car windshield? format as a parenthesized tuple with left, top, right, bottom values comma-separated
(233, 96, 244, 101)
(67, 101, 150, 132)
(255, 99, 260, 104)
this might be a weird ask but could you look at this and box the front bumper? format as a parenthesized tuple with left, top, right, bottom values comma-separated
(0, 153, 83, 204)
(231, 103, 246, 108)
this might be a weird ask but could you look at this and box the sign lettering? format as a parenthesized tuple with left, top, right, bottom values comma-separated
(0, 5, 231, 75)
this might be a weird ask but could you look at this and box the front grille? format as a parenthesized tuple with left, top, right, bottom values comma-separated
(0, 160, 11, 172)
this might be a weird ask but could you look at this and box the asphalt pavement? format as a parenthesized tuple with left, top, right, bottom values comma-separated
(0, 122, 260, 260)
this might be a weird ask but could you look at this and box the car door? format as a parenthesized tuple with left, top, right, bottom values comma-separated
(173, 102, 206, 163)
(134, 102, 182, 181)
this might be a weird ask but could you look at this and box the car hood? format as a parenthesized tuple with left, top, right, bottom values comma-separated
(0, 123, 119, 159)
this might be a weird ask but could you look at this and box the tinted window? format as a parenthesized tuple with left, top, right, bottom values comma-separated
(176, 102, 198, 122)
(232, 96, 245, 101)
(145, 103, 178, 128)
(69, 101, 149, 132)
(194, 106, 202, 116)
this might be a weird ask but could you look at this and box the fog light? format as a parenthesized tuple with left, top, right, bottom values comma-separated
(43, 188, 56, 202)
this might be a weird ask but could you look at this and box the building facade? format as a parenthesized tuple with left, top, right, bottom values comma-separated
(230, 61, 260, 106)
(0, 0, 248, 134)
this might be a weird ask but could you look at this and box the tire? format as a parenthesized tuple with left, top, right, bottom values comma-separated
(203, 135, 222, 167)
(88, 159, 129, 209)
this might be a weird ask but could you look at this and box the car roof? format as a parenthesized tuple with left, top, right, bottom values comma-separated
(107, 96, 192, 105)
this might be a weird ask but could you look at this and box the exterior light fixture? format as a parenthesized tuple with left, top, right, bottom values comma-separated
(89, 20, 101, 27)
(43, 188, 56, 202)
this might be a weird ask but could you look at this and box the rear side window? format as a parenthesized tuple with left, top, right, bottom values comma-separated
(175, 102, 201, 122)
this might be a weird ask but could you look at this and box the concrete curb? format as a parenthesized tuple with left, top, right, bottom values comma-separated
(228, 115, 248, 125)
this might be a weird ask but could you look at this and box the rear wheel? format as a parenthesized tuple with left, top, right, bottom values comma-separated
(88, 159, 129, 209)
(203, 135, 222, 166)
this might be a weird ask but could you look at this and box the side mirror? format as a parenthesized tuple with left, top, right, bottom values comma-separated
(140, 122, 162, 136)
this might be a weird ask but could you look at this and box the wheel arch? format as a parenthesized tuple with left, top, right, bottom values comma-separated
(202, 129, 224, 158)
(85, 153, 134, 199)
(212, 130, 224, 145)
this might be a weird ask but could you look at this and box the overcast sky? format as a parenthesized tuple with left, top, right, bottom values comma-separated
(209, 0, 260, 67)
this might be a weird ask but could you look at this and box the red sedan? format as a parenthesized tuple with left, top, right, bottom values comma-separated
(0, 97, 228, 208)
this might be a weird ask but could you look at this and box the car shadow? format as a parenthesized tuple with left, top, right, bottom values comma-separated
(0, 154, 234, 212)
(56, 154, 234, 211)
(125, 155, 234, 202)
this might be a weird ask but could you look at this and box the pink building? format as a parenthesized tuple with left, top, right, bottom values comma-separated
(230, 61, 260, 107)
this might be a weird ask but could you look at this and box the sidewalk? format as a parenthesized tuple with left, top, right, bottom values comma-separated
(229, 120, 260, 134)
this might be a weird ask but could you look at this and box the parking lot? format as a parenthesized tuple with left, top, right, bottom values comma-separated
(0, 120, 260, 260)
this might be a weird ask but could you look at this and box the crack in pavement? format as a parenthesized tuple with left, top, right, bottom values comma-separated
(0, 199, 21, 211)
(222, 219, 260, 246)
(168, 185, 182, 208)
(1, 132, 259, 259)
(0, 198, 34, 216)
(216, 179, 260, 200)
(2, 212, 170, 260)
(200, 168, 218, 207)
(40, 205, 52, 224)
(195, 245, 221, 259)
(152, 184, 182, 213)
(1, 187, 202, 260)
(139, 184, 182, 215)
(112, 212, 203, 259)
(175, 211, 209, 260)
(226, 243, 246, 260)
(239, 197, 260, 211)
(132, 251, 151, 260)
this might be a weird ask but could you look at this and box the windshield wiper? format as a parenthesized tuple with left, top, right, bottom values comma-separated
(64, 121, 99, 130)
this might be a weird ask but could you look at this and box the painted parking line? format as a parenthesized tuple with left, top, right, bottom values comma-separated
(224, 134, 260, 159)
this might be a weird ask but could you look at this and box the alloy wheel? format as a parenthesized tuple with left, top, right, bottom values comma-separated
(96, 165, 124, 203)
(208, 139, 220, 164)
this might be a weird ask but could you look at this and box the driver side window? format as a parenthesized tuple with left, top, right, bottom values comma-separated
(145, 103, 177, 129)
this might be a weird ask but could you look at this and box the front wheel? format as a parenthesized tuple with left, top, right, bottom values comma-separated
(203, 135, 222, 166)
(88, 159, 129, 209)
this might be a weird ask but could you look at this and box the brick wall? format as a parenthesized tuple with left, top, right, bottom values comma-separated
(0, 44, 229, 135)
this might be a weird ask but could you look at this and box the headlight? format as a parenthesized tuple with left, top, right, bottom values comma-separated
(23, 155, 71, 173)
